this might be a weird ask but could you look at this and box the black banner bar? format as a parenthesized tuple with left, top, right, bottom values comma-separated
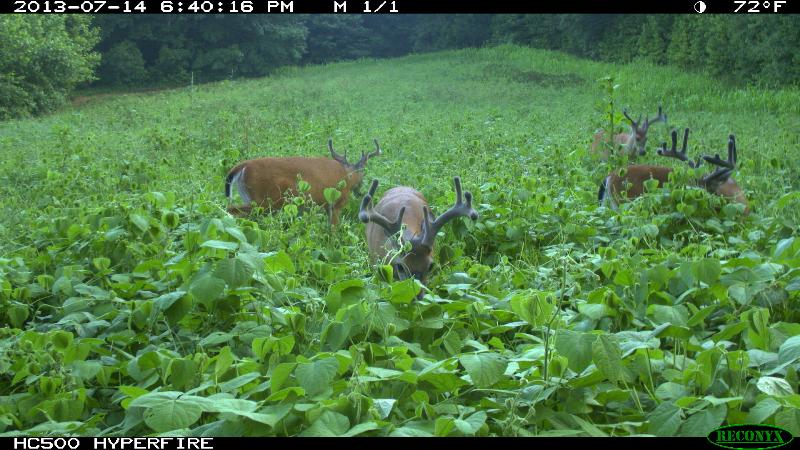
(0, 437, 715, 449)
(2, 0, 798, 14)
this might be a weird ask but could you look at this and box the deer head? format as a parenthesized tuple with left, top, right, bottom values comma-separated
(656, 129, 748, 214)
(328, 138, 382, 196)
(623, 104, 667, 156)
(360, 177, 478, 292)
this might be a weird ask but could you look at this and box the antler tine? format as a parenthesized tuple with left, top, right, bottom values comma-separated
(653, 104, 667, 124)
(657, 129, 683, 159)
(329, 138, 349, 165)
(701, 134, 738, 185)
(728, 134, 737, 166)
(359, 179, 405, 235)
(414, 206, 436, 250)
(371, 139, 383, 158)
(623, 108, 637, 127)
(354, 138, 383, 169)
(428, 177, 479, 238)
(657, 128, 700, 168)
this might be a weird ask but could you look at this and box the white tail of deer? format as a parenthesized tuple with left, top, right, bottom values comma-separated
(591, 105, 667, 161)
(224, 139, 382, 225)
(598, 128, 749, 214)
(359, 177, 478, 297)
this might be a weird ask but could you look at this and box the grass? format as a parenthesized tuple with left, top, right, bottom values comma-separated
(0, 44, 799, 437)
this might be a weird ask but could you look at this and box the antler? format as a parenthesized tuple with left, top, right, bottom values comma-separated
(354, 139, 383, 169)
(415, 177, 478, 249)
(359, 179, 405, 236)
(701, 134, 737, 185)
(328, 139, 349, 165)
(623, 108, 641, 128)
(644, 104, 667, 128)
(657, 128, 702, 168)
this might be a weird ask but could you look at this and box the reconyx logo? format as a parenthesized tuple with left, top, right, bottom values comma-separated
(708, 424, 794, 450)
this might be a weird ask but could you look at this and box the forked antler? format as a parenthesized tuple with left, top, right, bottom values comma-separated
(624, 104, 667, 132)
(414, 177, 478, 250)
(354, 139, 383, 169)
(359, 179, 405, 236)
(623, 108, 641, 128)
(701, 134, 737, 186)
(328, 139, 348, 165)
(643, 104, 667, 130)
(657, 128, 702, 168)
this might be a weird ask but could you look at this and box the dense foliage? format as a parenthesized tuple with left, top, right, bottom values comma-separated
(488, 15, 800, 88)
(91, 14, 800, 90)
(0, 15, 99, 120)
(2, 15, 797, 120)
(1, 46, 799, 436)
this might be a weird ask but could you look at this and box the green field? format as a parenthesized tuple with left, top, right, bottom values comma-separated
(1, 45, 799, 436)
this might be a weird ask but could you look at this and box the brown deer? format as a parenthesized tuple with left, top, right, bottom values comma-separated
(598, 128, 749, 215)
(225, 139, 382, 225)
(591, 105, 668, 160)
(359, 177, 478, 296)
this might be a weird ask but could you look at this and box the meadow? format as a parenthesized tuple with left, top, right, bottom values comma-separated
(1, 44, 799, 436)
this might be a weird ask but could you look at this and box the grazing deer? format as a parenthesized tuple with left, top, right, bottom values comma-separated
(591, 105, 667, 160)
(598, 128, 749, 214)
(359, 177, 478, 295)
(225, 139, 382, 225)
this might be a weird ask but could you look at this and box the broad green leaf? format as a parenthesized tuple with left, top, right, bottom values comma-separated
(143, 399, 203, 432)
(389, 279, 421, 305)
(153, 291, 186, 311)
(459, 353, 507, 388)
(342, 421, 380, 437)
(745, 398, 781, 423)
(263, 251, 295, 274)
(295, 357, 339, 397)
(592, 335, 623, 384)
(233, 404, 292, 428)
(692, 259, 721, 286)
(373, 399, 396, 420)
(647, 402, 682, 437)
(555, 330, 595, 372)
(270, 362, 296, 394)
(325, 279, 365, 312)
(299, 410, 349, 437)
(678, 405, 726, 437)
(214, 258, 254, 289)
(756, 376, 794, 396)
(189, 273, 225, 306)
(454, 411, 486, 436)
(200, 240, 239, 251)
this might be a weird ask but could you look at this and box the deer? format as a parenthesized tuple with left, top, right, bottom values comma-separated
(591, 105, 668, 161)
(224, 139, 382, 225)
(598, 128, 749, 215)
(359, 177, 478, 297)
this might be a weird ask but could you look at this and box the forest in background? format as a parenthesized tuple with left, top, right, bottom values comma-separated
(1, 14, 799, 120)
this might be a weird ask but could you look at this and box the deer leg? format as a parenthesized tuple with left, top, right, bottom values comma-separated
(328, 205, 341, 227)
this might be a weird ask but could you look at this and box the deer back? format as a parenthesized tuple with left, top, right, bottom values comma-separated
(231, 156, 358, 210)
(709, 178, 749, 215)
(604, 164, 674, 201)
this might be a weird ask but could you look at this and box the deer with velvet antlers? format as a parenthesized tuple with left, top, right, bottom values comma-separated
(591, 105, 668, 161)
(598, 128, 749, 214)
(225, 139, 382, 225)
(359, 177, 478, 295)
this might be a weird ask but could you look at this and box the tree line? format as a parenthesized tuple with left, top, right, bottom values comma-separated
(1, 14, 798, 120)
